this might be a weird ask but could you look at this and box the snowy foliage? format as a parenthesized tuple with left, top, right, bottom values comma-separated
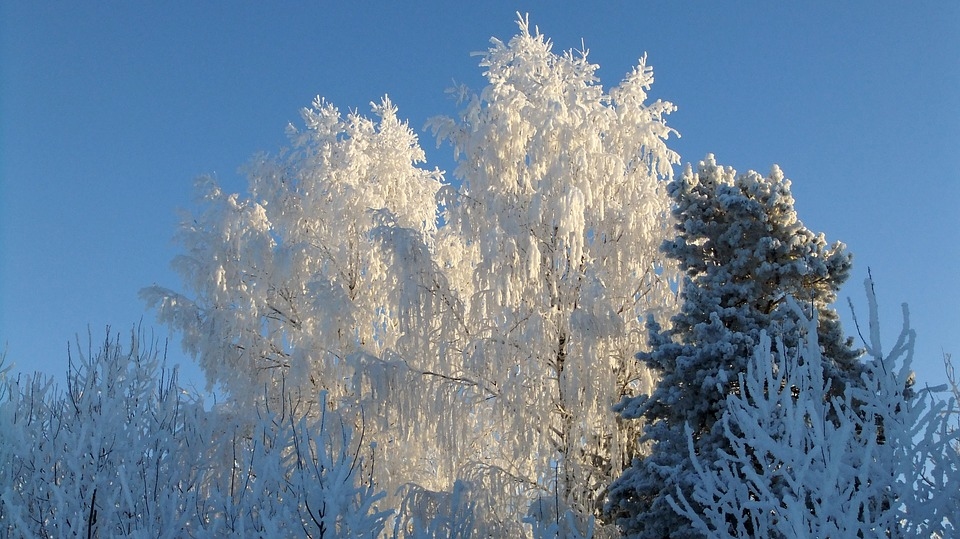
(670, 282, 959, 537)
(144, 15, 679, 535)
(0, 329, 389, 537)
(3, 15, 957, 539)
(608, 155, 862, 537)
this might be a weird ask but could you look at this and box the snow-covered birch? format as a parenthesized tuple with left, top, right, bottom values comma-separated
(423, 14, 680, 533)
(144, 16, 680, 535)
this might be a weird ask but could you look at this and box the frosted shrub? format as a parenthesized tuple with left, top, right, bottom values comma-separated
(670, 281, 959, 537)
(0, 330, 206, 537)
(0, 330, 389, 538)
(194, 391, 391, 537)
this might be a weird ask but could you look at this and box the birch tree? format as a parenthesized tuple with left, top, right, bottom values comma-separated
(141, 96, 455, 518)
(426, 15, 679, 533)
(145, 15, 679, 535)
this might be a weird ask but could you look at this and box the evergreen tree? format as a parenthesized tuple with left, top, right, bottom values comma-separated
(607, 155, 861, 538)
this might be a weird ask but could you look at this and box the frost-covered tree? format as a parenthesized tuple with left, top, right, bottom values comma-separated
(144, 16, 679, 535)
(426, 15, 678, 533)
(670, 282, 959, 537)
(0, 329, 389, 537)
(142, 95, 451, 525)
(607, 155, 861, 538)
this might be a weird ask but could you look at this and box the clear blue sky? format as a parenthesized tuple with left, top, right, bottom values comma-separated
(2, 2, 957, 393)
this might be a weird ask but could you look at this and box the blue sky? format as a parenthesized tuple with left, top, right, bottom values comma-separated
(2, 2, 957, 393)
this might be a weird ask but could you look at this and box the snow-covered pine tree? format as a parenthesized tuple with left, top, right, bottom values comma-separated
(606, 155, 861, 538)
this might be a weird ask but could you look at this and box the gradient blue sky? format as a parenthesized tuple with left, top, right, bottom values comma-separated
(2, 2, 958, 394)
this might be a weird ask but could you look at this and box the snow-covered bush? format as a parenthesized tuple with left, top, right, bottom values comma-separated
(0, 329, 389, 538)
(0, 330, 205, 537)
(846, 280, 960, 537)
(670, 281, 959, 537)
(192, 389, 391, 537)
